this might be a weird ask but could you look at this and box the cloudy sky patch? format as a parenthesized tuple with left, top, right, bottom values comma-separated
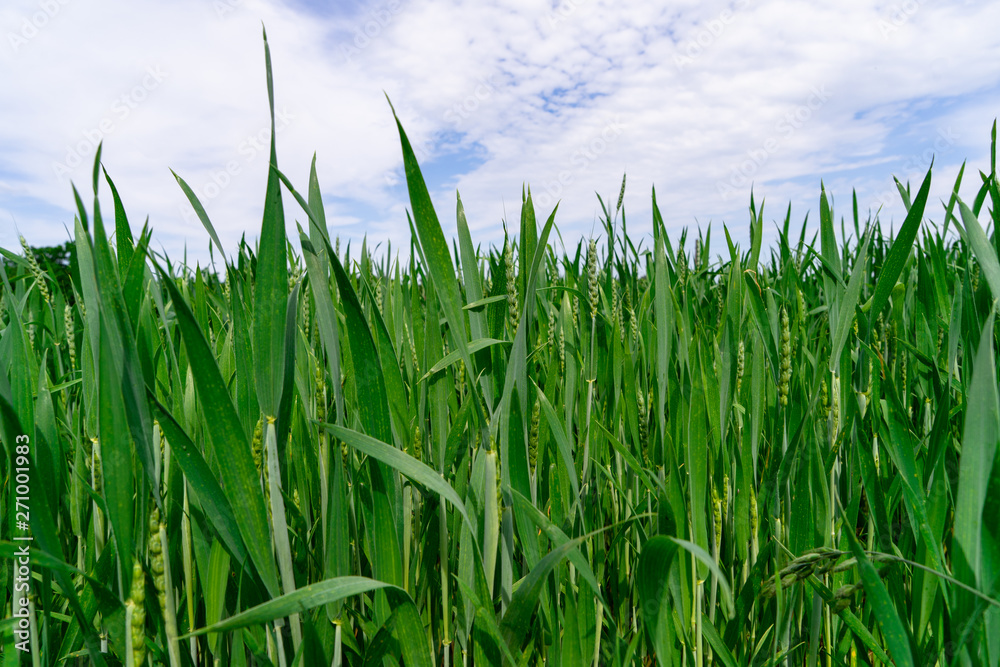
(2, 0, 998, 265)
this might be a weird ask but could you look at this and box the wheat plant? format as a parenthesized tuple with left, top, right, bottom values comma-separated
(1, 31, 999, 667)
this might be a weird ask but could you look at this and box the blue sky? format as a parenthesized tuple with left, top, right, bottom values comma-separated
(1, 0, 999, 267)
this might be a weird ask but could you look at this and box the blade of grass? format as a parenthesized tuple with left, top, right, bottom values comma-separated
(184, 577, 402, 636)
(388, 98, 485, 439)
(151, 258, 280, 598)
(637, 535, 679, 665)
(865, 165, 932, 322)
(844, 519, 915, 667)
(952, 308, 1000, 633)
(319, 423, 475, 537)
(829, 229, 871, 374)
(254, 26, 289, 419)
(956, 199, 1000, 302)
(148, 393, 250, 569)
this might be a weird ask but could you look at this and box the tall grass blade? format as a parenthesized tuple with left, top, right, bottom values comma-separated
(254, 26, 289, 418)
(952, 309, 1000, 651)
(638, 535, 679, 665)
(957, 199, 1000, 302)
(151, 260, 280, 597)
(148, 396, 250, 568)
(319, 423, 475, 535)
(184, 577, 404, 636)
(867, 166, 931, 322)
(844, 515, 915, 667)
(829, 229, 870, 373)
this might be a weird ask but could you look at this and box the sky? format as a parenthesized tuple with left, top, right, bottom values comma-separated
(2, 0, 999, 270)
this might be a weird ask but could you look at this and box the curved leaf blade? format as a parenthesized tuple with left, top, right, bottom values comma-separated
(151, 259, 279, 598)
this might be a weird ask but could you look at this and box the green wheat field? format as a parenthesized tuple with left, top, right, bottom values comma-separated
(2, 34, 999, 667)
